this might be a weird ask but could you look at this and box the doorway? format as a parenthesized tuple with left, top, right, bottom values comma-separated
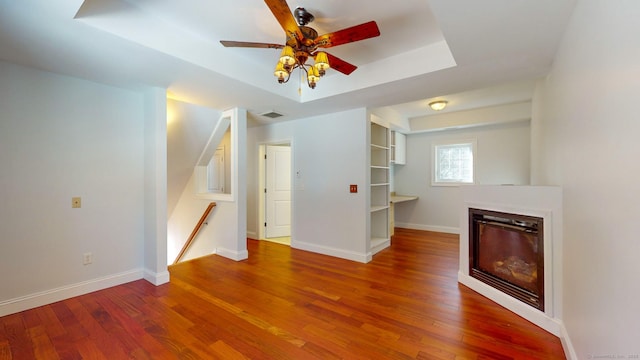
(259, 143, 292, 245)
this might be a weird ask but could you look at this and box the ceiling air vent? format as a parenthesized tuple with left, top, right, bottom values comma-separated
(260, 111, 284, 119)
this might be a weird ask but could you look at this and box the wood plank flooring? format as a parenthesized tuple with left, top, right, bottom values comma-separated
(0, 229, 566, 359)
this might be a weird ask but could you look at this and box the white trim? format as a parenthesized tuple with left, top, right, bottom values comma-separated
(261, 237, 291, 246)
(431, 139, 477, 186)
(293, 240, 370, 263)
(458, 185, 564, 340)
(460, 202, 558, 316)
(559, 321, 578, 360)
(395, 223, 459, 235)
(257, 139, 293, 241)
(216, 247, 249, 261)
(0, 269, 144, 317)
(458, 271, 561, 335)
(144, 269, 170, 286)
(258, 144, 267, 240)
(370, 238, 391, 256)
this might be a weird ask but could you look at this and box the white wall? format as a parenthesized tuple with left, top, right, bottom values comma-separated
(0, 61, 156, 314)
(531, 1, 640, 358)
(394, 120, 531, 233)
(248, 108, 369, 261)
(142, 88, 169, 285)
(167, 99, 221, 218)
(167, 108, 247, 264)
(168, 176, 239, 263)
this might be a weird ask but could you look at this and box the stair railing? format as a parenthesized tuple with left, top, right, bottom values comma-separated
(173, 202, 217, 265)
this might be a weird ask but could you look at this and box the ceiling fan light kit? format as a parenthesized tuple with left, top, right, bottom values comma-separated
(274, 46, 330, 88)
(221, 1, 380, 90)
(314, 51, 330, 76)
(279, 45, 296, 67)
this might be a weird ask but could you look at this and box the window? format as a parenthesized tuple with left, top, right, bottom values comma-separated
(194, 109, 236, 201)
(432, 140, 476, 186)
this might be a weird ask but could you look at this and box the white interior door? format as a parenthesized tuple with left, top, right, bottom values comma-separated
(265, 145, 291, 238)
(207, 147, 224, 193)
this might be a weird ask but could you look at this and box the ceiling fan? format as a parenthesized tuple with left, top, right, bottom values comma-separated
(220, 0, 381, 89)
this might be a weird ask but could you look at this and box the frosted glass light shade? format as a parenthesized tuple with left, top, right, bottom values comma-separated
(429, 100, 448, 111)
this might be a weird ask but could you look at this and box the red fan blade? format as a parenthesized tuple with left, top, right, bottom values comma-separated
(314, 21, 380, 49)
(326, 52, 357, 75)
(220, 41, 284, 49)
(264, 0, 303, 41)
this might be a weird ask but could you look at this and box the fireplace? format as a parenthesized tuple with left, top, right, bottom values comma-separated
(460, 186, 562, 335)
(469, 208, 544, 311)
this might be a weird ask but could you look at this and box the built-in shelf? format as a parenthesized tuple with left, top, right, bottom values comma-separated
(370, 237, 389, 248)
(390, 131, 396, 163)
(392, 131, 406, 165)
(369, 120, 390, 256)
(370, 143, 389, 150)
(370, 205, 389, 213)
(370, 237, 391, 255)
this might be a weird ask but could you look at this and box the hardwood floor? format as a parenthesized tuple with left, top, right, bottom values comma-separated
(0, 229, 565, 359)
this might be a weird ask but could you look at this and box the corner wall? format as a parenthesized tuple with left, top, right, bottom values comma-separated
(247, 108, 369, 262)
(394, 120, 531, 233)
(143, 88, 169, 285)
(0, 61, 153, 315)
(167, 108, 247, 264)
(531, 1, 640, 357)
(166, 99, 221, 218)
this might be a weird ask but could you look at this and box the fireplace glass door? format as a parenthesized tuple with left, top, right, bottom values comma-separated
(469, 208, 544, 311)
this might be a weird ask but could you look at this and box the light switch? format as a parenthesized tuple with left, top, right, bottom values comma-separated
(72, 197, 81, 208)
(350, 184, 358, 193)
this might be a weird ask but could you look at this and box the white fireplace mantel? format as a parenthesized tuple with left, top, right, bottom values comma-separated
(459, 185, 563, 335)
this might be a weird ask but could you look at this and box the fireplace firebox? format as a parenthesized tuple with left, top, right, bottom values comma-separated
(469, 208, 544, 311)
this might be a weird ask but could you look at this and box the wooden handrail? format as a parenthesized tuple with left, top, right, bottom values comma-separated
(173, 202, 216, 265)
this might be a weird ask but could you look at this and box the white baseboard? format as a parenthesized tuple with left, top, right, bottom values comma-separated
(261, 237, 291, 246)
(144, 269, 170, 286)
(246, 230, 258, 239)
(458, 271, 562, 335)
(293, 240, 369, 263)
(559, 322, 578, 360)
(0, 269, 144, 317)
(216, 247, 249, 261)
(395, 222, 459, 235)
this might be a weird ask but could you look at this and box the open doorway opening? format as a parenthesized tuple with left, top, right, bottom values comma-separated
(258, 143, 292, 245)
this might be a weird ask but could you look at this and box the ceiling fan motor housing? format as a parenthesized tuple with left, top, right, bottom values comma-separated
(221, 0, 381, 81)
(295, 7, 315, 26)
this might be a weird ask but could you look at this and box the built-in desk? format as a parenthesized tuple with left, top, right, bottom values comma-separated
(389, 194, 418, 235)
(390, 194, 418, 204)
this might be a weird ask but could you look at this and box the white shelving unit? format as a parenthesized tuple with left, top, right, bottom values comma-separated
(390, 130, 406, 165)
(369, 121, 390, 255)
(394, 131, 406, 165)
(390, 130, 396, 163)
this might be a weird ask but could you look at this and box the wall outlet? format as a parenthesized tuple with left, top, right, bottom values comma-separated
(83, 252, 93, 265)
(72, 197, 81, 208)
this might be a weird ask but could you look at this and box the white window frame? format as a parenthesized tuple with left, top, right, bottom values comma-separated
(432, 139, 477, 186)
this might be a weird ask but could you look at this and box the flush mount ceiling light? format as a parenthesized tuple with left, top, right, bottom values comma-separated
(429, 100, 448, 111)
(220, 4, 380, 90)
